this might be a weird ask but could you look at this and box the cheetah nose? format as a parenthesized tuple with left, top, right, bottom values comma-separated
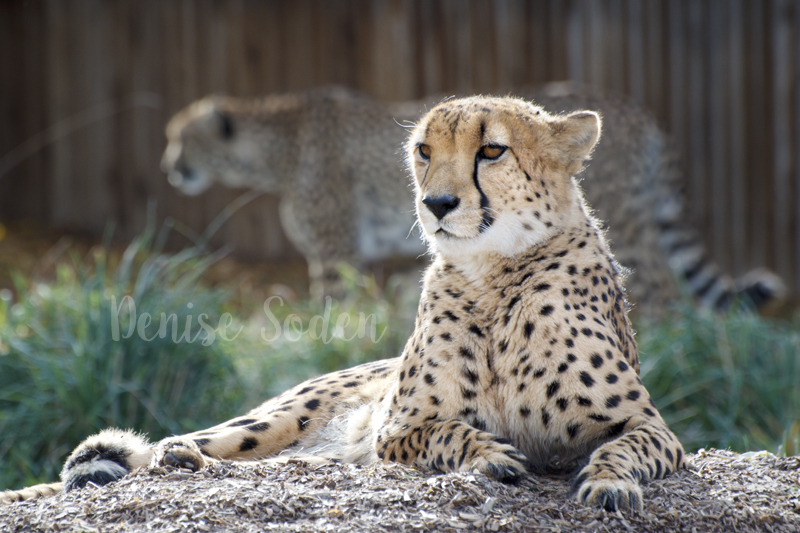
(422, 195, 460, 220)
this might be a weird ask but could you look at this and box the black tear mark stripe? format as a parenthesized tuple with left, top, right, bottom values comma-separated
(473, 149, 495, 232)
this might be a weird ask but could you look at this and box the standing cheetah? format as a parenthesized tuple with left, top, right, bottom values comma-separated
(2, 96, 684, 511)
(161, 85, 785, 316)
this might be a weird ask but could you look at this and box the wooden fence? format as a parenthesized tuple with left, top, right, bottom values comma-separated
(1, 0, 799, 295)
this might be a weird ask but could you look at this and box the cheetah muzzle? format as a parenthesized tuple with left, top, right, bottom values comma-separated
(2, 96, 685, 512)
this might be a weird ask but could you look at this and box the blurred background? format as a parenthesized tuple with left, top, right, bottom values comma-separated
(1, 0, 799, 297)
(2, 0, 800, 491)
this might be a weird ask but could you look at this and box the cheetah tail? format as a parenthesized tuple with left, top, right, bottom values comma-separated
(732, 267, 788, 311)
(0, 482, 63, 504)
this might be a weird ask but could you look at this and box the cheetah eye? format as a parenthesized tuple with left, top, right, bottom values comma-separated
(418, 144, 432, 160)
(479, 145, 506, 160)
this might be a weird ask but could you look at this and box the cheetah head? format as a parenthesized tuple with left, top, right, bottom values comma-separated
(407, 96, 601, 263)
(161, 96, 277, 195)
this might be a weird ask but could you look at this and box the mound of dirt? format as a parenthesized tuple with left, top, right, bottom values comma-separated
(2, 449, 798, 532)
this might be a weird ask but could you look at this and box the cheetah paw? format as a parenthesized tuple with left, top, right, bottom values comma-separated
(152, 438, 207, 471)
(471, 444, 527, 483)
(61, 429, 153, 492)
(572, 475, 643, 512)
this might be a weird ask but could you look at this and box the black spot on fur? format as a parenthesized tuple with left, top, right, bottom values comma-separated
(304, 399, 321, 411)
(463, 368, 479, 384)
(605, 395, 622, 408)
(567, 423, 581, 439)
(605, 418, 629, 438)
(298, 416, 311, 431)
(239, 437, 258, 452)
(579, 371, 595, 387)
(468, 324, 484, 337)
(228, 418, 259, 427)
(540, 305, 554, 316)
(246, 422, 271, 432)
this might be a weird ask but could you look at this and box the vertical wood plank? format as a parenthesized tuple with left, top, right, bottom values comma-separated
(667, 0, 687, 171)
(566, 1, 585, 84)
(494, 0, 528, 90)
(745, 0, 769, 267)
(771, 0, 793, 283)
(795, 2, 800, 291)
(371, 0, 415, 100)
(528, 0, 551, 83)
(605, 0, 625, 95)
(452, 1, 472, 93)
(416, 0, 444, 95)
(727, 0, 747, 274)
(587, 0, 606, 88)
(644, 0, 665, 117)
(686, 0, 708, 231)
(627, 0, 645, 103)
(708, 0, 730, 270)
(45, 0, 72, 228)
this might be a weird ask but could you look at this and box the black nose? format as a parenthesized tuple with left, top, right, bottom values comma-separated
(178, 164, 196, 181)
(422, 195, 460, 220)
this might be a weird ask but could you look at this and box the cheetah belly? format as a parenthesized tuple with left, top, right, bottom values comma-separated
(280, 378, 389, 465)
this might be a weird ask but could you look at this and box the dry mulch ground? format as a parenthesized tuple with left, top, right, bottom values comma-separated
(2, 449, 798, 532)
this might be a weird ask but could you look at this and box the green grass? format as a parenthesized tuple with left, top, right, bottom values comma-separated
(226, 264, 417, 406)
(0, 222, 245, 490)
(1, 224, 798, 491)
(636, 299, 800, 455)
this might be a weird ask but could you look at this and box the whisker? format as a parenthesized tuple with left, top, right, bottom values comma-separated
(406, 219, 421, 240)
(394, 118, 417, 130)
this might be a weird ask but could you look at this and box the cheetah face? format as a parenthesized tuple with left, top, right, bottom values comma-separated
(407, 97, 601, 262)
(161, 97, 271, 195)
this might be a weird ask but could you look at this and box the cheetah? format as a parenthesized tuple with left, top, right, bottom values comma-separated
(161, 84, 785, 317)
(3, 96, 684, 512)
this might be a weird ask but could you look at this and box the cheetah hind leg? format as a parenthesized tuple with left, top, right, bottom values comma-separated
(1, 428, 155, 503)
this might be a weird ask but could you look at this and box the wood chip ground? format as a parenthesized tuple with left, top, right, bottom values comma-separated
(2, 449, 798, 532)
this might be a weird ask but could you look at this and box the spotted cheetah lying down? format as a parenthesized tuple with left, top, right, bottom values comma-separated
(2, 96, 684, 512)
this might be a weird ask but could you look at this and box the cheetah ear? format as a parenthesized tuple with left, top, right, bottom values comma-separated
(553, 111, 601, 175)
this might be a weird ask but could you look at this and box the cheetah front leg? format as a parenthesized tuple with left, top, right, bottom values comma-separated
(376, 419, 528, 482)
(570, 416, 685, 511)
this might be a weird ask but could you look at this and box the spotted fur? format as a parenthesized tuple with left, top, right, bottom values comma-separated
(3, 96, 684, 512)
